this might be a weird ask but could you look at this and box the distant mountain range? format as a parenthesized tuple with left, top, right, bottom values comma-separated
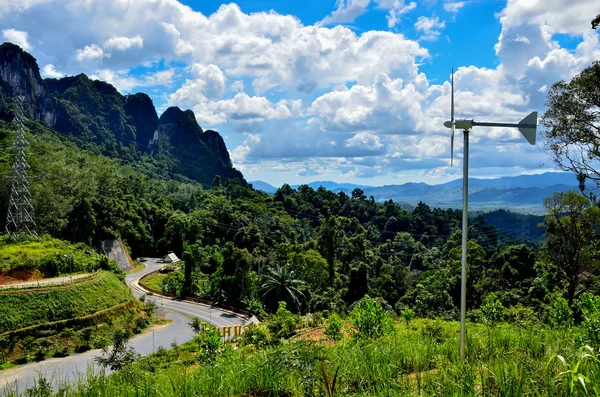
(250, 172, 580, 214)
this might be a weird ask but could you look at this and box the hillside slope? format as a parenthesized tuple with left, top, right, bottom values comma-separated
(0, 271, 132, 333)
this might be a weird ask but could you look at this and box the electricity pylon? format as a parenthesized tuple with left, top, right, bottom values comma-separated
(5, 97, 37, 239)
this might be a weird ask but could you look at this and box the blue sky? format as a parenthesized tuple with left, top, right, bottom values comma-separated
(0, 0, 598, 187)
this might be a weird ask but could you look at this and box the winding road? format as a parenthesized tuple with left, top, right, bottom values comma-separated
(0, 259, 256, 394)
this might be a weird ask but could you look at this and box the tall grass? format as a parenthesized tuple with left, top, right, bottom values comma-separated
(4, 319, 599, 396)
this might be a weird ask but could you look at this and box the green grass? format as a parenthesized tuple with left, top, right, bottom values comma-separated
(0, 235, 109, 275)
(5, 319, 597, 396)
(0, 271, 132, 333)
(126, 262, 146, 274)
(140, 273, 166, 292)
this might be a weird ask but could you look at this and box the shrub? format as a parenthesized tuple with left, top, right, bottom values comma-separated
(401, 307, 416, 328)
(133, 316, 150, 334)
(349, 295, 393, 339)
(575, 293, 600, 346)
(547, 296, 573, 328)
(266, 302, 299, 339)
(505, 304, 537, 326)
(420, 318, 444, 342)
(239, 324, 274, 347)
(481, 293, 505, 329)
(195, 326, 223, 364)
(324, 314, 343, 341)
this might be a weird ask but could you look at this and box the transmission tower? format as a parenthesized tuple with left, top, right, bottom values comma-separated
(5, 97, 37, 239)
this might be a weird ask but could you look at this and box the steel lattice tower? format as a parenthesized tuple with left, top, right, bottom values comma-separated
(5, 98, 37, 239)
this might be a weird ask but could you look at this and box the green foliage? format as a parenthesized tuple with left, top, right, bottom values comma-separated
(264, 302, 299, 339)
(547, 296, 574, 329)
(349, 295, 393, 339)
(575, 293, 600, 346)
(324, 314, 344, 341)
(480, 293, 505, 329)
(0, 272, 132, 333)
(162, 271, 184, 296)
(401, 307, 416, 328)
(194, 326, 223, 364)
(0, 235, 113, 274)
(95, 329, 139, 371)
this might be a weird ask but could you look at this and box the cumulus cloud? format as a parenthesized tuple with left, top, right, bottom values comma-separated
(414, 16, 445, 41)
(169, 64, 226, 107)
(41, 64, 63, 78)
(1, 0, 599, 183)
(75, 44, 105, 61)
(2, 28, 31, 50)
(103, 35, 143, 51)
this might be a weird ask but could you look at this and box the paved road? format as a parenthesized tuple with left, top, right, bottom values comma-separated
(0, 259, 255, 394)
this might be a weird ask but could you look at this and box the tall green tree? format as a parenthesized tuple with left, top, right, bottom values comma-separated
(542, 61, 600, 191)
(543, 191, 600, 305)
(317, 206, 342, 287)
(260, 264, 305, 312)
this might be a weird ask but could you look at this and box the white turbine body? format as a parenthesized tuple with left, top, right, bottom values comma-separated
(444, 70, 537, 360)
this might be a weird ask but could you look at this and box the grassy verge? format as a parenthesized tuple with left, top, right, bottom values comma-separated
(6, 319, 594, 396)
(139, 272, 166, 292)
(126, 262, 146, 275)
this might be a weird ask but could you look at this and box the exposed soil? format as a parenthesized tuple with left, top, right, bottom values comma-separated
(295, 327, 334, 347)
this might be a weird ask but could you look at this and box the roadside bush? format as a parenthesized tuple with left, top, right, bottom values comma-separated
(239, 324, 274, 347)
(133, 316, 150, 334)
(195, 326, 223, 364)
(266, 302, 299, 339)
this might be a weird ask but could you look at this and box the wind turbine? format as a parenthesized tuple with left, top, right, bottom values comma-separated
(445, 69, 537, 360)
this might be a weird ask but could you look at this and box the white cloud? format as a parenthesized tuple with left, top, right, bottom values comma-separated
(319, 0, 371, 26)
(2, 0, 599, 183)
(380, 1, 416, 28)
(104, 35, 143, 51)
(2, 28, 31, 50)
(443, 1, 466, 13)
(231, 80, 244, 92)
(414, 16, 445, 41)
(169, 64, 226, 107)
(75, 44, 105, 61)
(41, 64, 63, 78)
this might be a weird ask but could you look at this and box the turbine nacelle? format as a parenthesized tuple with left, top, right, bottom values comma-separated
(443, 112, 538, 145)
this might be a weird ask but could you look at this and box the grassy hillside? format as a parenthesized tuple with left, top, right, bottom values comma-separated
(0, 271, 132, 333)
(0, 236, 116, 277)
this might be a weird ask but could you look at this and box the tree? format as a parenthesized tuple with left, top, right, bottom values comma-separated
(593, 14, 600, 29)
(543, 191, 600, 305)
(260, 264, 305, 312)
(95, 330, 139, 371)
(317, 206, 342, 287)
(542, 61, 600, 191)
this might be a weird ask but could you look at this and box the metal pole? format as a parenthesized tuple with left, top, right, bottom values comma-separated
(460, 129, 469, 360)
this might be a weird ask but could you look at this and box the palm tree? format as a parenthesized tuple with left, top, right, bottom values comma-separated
(260, 264, 305, 312)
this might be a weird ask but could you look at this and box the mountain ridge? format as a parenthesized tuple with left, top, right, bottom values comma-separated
(0, 42, 245, 186)
(251, 172, 580, 212)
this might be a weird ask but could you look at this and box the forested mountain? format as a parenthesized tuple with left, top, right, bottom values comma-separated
(0, 42, 244, 186)
(253, 172, 579, 212)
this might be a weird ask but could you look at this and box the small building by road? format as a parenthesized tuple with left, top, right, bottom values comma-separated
(162, 252, 180, 264)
